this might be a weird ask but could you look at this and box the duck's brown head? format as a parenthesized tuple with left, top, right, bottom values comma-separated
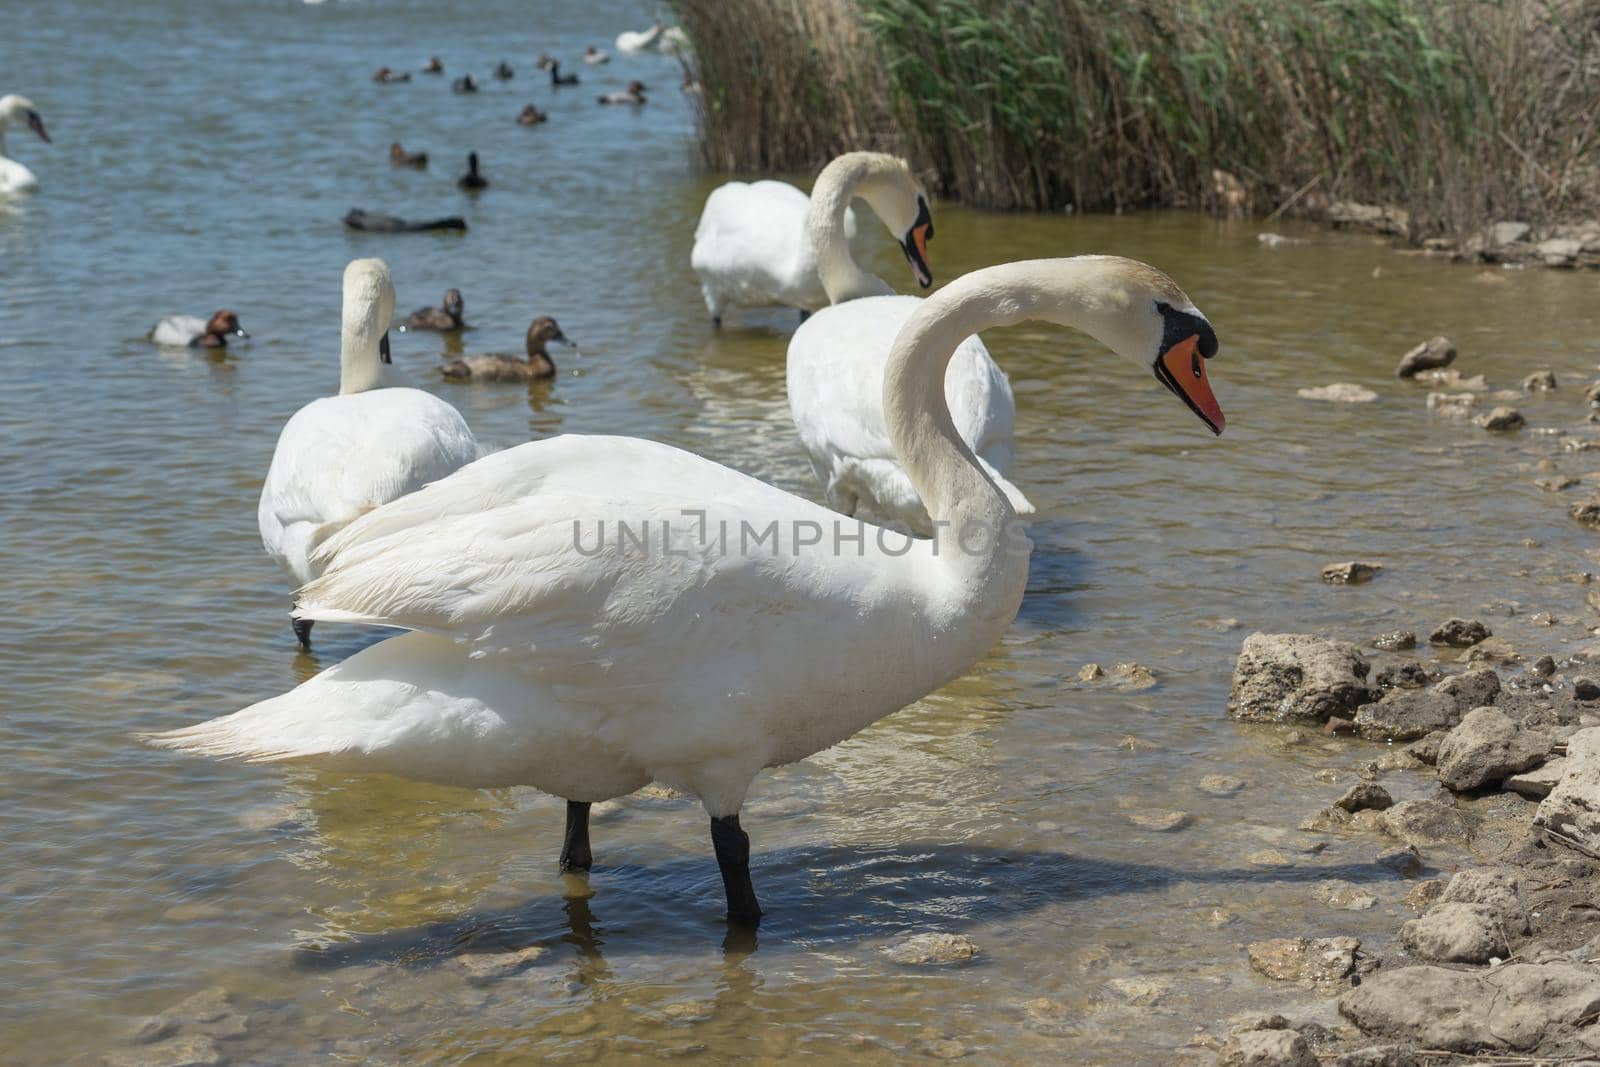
(443, 289, 465, 321)
(206, 309, 247, 340)
(526, 316, 573, 355)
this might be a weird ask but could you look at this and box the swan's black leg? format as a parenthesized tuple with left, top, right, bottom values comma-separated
(710, 814, 761, 925)
(798, 308, 812, 323)
(560, 800, 593, 873)
(291, 615, 314, 651)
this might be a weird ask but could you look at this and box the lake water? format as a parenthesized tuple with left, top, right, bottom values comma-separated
(5, 0, 1600, 1063)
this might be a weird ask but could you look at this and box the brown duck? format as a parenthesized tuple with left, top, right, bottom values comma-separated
(442, 316, 574, 382)
(404, 288, 470, 331)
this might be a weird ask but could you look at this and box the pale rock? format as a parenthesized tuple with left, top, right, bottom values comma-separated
(881, 932, 978, 965)
(1299, 383, 1377, 403)
(1401, 902, 1508, 962)
(1246, 936, 1359, 984)
(1229, 633, 1374, 724)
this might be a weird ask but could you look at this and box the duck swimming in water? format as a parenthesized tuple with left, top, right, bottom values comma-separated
(373, 67, 410, 83)
(457, 152, 488, 191)
(452, 74, 478, 94)
(598, 81, 646, 106)
(389, 142, 428, 168)
(550, 62, 579, 87)
(149, 310, 248, 349)
(494, 61, 514, 80)
(404, 288, 470, 332)
(517, 104, 548, 126)
(441, 316, 573, 382)
(583, 46, 609, 65)
(422, 56, 444, 74)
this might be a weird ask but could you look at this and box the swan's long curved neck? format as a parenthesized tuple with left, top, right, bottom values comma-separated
(807, 156, 894, 305)
(885, 259, 1129, 580)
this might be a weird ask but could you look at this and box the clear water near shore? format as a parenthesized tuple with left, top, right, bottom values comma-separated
(5, 0, 1600, 1063)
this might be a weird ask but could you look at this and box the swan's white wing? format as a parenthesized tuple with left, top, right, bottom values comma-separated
(0, 157, 38, 194)
(258, 388, 480, 583)
(150, 315, 205, 346)
(691, 180, 841, 312)
(298, 435, 928, 670)
(786, 295, 1028, 524)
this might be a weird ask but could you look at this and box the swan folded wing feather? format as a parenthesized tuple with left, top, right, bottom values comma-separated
(298, 436, 896, 673)
(691, 180, 854, 311)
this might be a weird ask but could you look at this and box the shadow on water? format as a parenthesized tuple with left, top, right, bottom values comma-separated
(290, 841, 1410, 972)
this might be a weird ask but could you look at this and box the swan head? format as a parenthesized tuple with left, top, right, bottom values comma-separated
(852, 156, 934, 288)
(526, 315, 573, 355)
(0, 95, 49, 143)
(340, 258, 395, 393)
(205, 309, 247, 340)
(1070, 257, 1223, 435)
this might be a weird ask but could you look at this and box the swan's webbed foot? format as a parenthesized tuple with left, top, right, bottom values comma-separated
(560, 800, 593, 873)
(710, 813, 761, 926)
(291, 615, 314, 651)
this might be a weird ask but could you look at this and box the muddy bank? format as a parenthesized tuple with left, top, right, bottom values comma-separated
(1297, 200, 1600, 272)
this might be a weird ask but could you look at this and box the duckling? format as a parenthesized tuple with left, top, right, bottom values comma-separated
(441, 316, 573, 382)
(598, 80, 647, 106)
(583, 46, 610, 65)
(150, 310, 248, 349)
(517, 104, 548, 126)
(452, 73, 479, 94)
(404, 288, 470, 332)
(422, 56, 444, 74)
(536, 53, 556, 71)
(373, 67, 411, 84)
(494, 61, 514, 80)
(389, 142, 428, 168)
(457, 152, 488, 191)
(550, 62, 579, 87)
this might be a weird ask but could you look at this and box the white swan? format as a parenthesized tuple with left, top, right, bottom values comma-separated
(689, 151, 926, 326)
(786, 154, 1035, 533)
(150, 310, 248, 349)
(149, 256, 1225, 925)
(256, 259, 479, 649)
(0, 95, 50, 195)
(615, 24, 663, 52)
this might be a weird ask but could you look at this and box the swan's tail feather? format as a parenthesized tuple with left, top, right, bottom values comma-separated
(974, 456, 1035, 516)
(140, 714, 333, 764)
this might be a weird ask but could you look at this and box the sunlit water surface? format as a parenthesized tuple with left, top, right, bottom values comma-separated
(5, 0, 1600, 1063)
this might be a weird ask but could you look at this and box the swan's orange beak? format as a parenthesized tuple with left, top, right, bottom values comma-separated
(1154, 334, 1225, 435)
(900, 198, 934, 289)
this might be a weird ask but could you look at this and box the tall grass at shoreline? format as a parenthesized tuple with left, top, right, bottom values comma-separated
(670, 0, 1600, 238)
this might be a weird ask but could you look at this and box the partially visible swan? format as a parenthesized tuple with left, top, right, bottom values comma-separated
(598, 81, 646, 106)
(0, 95, 50, 195)
(147, 255, 1225, 925)
(659, 27, 690, 55)
(616, 24, 663, 52)
(150, 310, 248, 349)
(786, 153, 1032, 532)
(584, 46, 610, 65)
(254, 259, 479, 649)
(404, 288, 469, 331)
(691, 150, 925, 324)
(442, 316, 573, 382)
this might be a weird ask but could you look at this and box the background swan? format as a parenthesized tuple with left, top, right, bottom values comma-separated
(615, 24, 663, 52)
(0, 95, 50, 195)
(256, 258, 479, 649)
(690, 151, 923, 326)
(150, 310, 248, 349)
(786, 153, 1028, 533)
(150, 256, 1225, 926)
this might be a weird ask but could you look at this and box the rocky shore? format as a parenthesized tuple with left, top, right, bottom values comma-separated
(1317, 202, 1600, 271)
(1205, 622, 1600, 1066)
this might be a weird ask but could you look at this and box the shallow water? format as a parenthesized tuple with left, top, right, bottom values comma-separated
(6, 0, 1600, 1063)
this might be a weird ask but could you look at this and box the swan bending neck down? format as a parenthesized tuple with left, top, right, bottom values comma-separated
(807, 151, 934, 305)
(150, 256, 1225, 927)
(0, 95, 50, 195)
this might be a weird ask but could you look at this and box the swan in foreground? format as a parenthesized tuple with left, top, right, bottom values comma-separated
(786, 154, 1032, 532)
(0, 95, 50, 195)
(149, 255, 1225, 925)
(442, 316, 573, 382)
(150, 310, 248, 349)
(689, 151, 924, 326)
(255, 259, 479, 649)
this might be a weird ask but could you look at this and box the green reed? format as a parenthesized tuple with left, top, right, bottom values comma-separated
(669, 0, 1600, 239)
